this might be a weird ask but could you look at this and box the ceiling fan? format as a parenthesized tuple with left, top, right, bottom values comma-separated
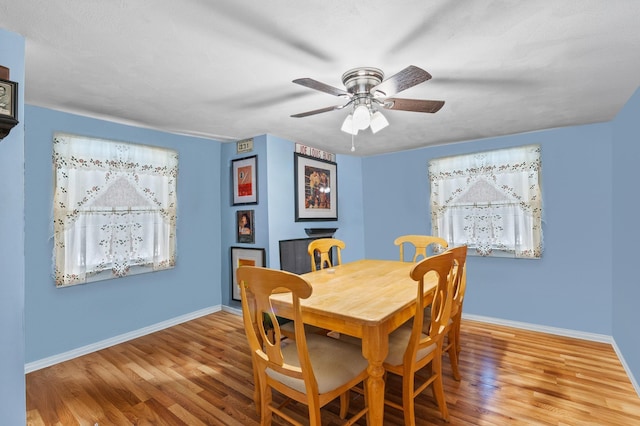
(291, 65, 444, 135)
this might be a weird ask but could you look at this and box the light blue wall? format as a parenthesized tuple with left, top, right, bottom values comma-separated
(221, 134, 365, 308)
(362, 123, 613, 335)
(0, 27, 26, 425)
(612, 87, 640, 383)
(24, 106, 222, 362)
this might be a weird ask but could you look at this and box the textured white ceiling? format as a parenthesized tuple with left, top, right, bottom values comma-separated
(1, 0, 639, 156)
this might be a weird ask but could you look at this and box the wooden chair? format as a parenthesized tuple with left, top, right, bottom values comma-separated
(394, 235, 448, 262)
(383, 251, 455, 425)
(415, 245, 468, 380)
(442, 245, 468, 381)
(237, 265, 368, 426)
(281, 238, 346, 340)
(308, 238, 345, 271)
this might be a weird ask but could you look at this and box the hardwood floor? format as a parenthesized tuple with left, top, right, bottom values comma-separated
(26, 311, 640, 425)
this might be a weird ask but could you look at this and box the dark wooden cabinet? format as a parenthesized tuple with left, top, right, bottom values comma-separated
(280, 229, 337, 274)
(279, 237, 333, 274)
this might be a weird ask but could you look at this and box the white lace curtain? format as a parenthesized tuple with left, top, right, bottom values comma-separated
(52, 133, 178, 287)
(429, 144, 542, 258)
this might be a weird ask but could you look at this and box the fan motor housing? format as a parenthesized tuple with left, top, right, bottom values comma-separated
(342, 67, 384, 95)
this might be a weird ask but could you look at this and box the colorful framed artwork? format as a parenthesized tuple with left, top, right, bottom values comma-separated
(232, 155, 258, 205)
(294, 153, 338, 221)
(236, 209, 255, 244)
(231, 246, 265, 301)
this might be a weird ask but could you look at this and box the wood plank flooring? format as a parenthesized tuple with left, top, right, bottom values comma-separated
(26, 311, 640, 425)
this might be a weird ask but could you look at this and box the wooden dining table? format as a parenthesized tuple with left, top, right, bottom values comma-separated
(269, 258, 438, 425)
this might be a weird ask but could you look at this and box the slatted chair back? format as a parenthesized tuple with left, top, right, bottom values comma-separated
(307, 238, 345, 271)
(394, 235, 448, 262)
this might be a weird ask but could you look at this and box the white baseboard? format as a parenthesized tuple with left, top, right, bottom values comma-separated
(221, 305, 242, 316)
(463, 313, 613, 343)
(611, 339, 640, 398)
(24, 305, 222, 374)
(463, 313, 639, 398)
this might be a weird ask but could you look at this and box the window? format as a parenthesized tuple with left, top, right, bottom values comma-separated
(52, 133, 178, 287)
(429, 144, 542, 258)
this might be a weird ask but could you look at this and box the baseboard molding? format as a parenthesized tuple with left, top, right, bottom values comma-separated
(463, 313, 613, 343)
(464, 313, 640, 398)
(611, 339, 640, 398)
(221, 305, 242, 316)
(24, 305, 222, 374)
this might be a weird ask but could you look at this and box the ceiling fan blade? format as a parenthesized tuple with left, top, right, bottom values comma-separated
(383, 98, 445, 113)
(370, 65, 432, 98)
(291, 104, 347, 118)
(293, 78, 351, 98)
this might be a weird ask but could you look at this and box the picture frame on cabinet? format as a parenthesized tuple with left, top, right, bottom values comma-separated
(0, 78, 17, 119)
(0, 78, 19, 140)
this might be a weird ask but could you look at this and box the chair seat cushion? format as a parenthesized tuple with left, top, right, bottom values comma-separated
(266, 333, 368, 394)
(385, 325, 436, 367)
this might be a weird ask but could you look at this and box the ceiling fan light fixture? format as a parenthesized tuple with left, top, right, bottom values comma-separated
(352, 104, 371, 130)
(292, 65, 443, 140)
(341, 114, 358, 135)
(370, 111, 389, 134)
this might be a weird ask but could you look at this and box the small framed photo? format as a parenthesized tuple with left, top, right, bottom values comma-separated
(231, 246, 265, 301)
(0, 78, 17, 119)
(294, 153, 338, 221)
(236, 209, 255, 244)
(232, 155, 258, 205)
(0, 78, 19, 139)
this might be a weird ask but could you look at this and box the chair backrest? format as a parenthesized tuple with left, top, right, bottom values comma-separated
(447, 245, 468, 318)
(237, 266, 319, 395)
(394, 235, 448, 262)
(404, 251, 455, 364)
(307, 238, 345, 271)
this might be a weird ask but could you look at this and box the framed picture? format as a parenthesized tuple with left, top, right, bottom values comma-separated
(231, 247, 265, 301)
(294, 153, 338, 221)
(232, 155, 258, 205)
(236, 209, 255, 244)
(0, 78, 19, 139)
(0, 78, 17, 119)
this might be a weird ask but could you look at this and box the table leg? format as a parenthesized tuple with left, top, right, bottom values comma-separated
(362, 326, 389, 426)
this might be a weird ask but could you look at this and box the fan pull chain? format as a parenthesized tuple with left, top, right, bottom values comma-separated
(351, 133, 355, 152)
